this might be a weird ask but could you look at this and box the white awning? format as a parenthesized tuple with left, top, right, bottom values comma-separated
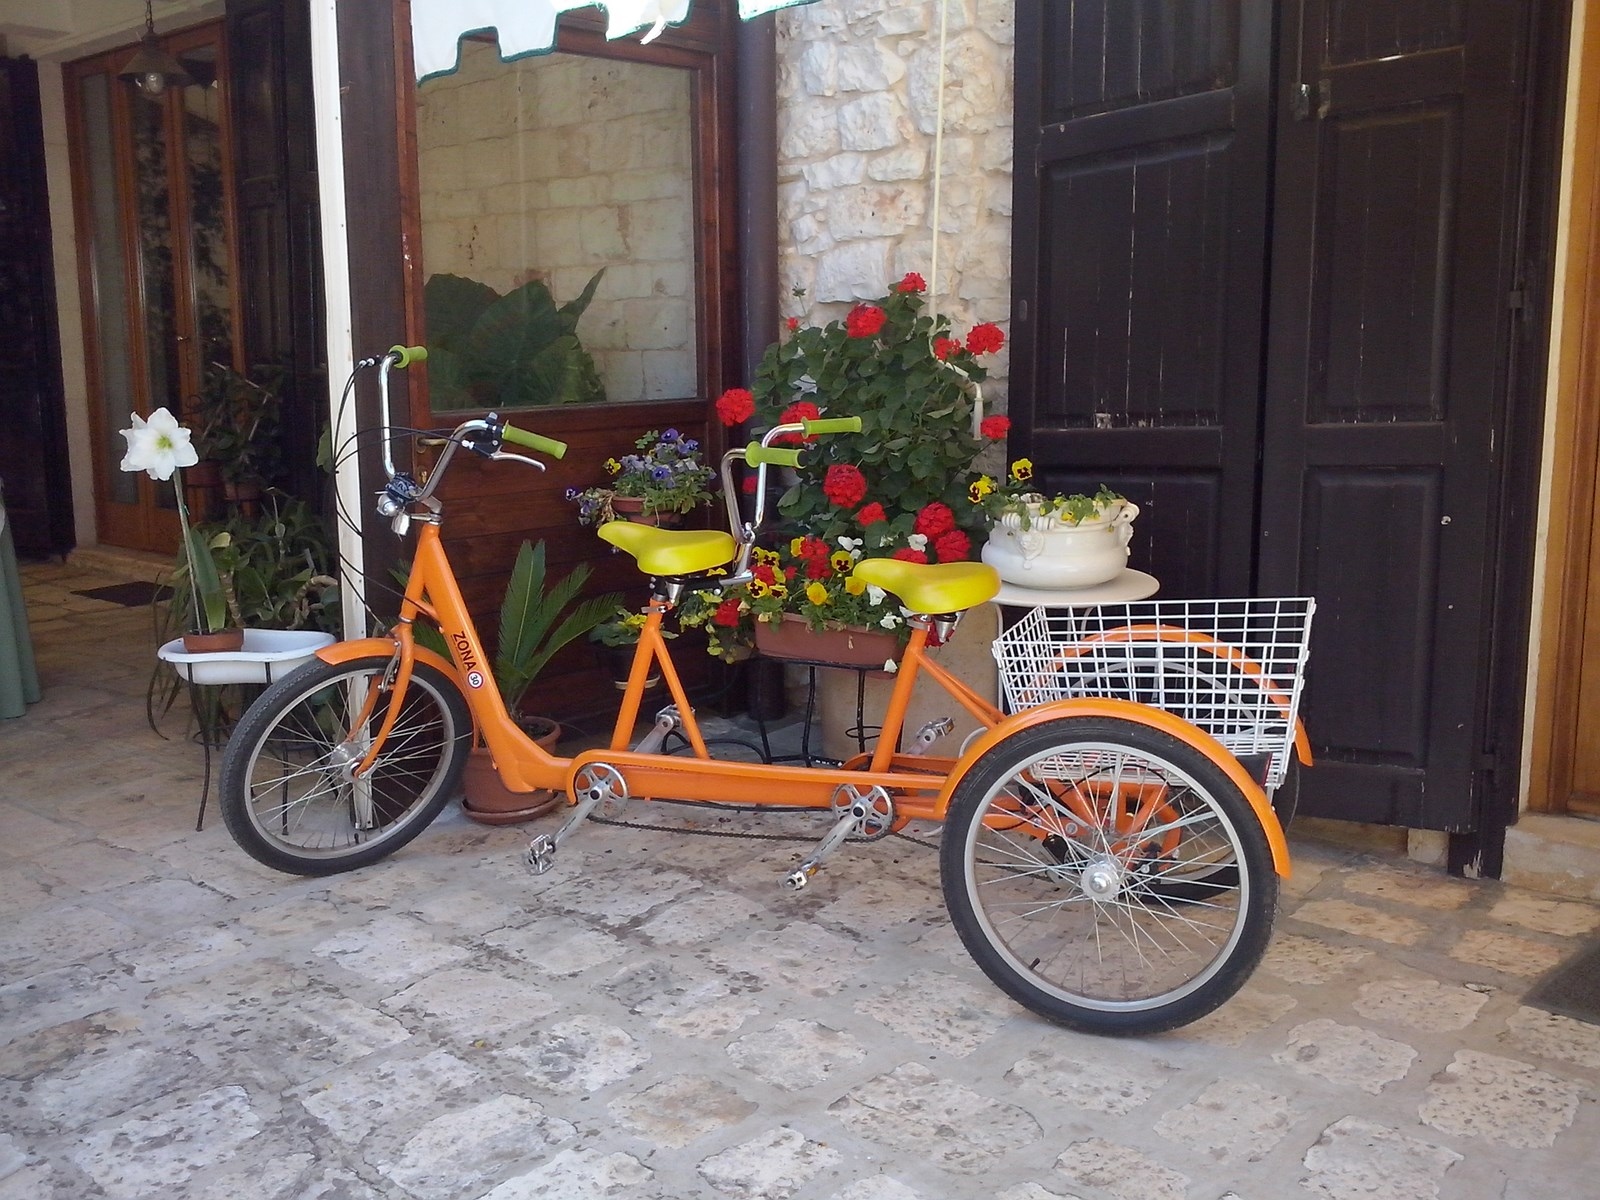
(411, 0, 817, 81)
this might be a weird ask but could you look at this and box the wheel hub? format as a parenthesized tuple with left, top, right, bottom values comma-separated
(1079, 855, 1127, 903)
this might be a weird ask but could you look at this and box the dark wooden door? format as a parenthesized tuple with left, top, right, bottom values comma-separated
(1009, 1, 1277, 600)
(0, 56, 73, 557)
(1259, 0, 1532, 829)
(1013, 0, 1540, 835)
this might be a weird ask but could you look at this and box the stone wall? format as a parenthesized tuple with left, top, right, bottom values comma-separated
(416, 41, 698, 404)
(775, 0, 1015, 413)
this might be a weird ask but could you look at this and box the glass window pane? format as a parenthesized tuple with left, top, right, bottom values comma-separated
(81, 72, 138, 506)
(416, 40, 698, 410)
(181, 46, 233, 367)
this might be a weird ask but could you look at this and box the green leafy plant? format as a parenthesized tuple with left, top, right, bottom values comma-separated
(716, 273, 1009, 560)
(191, 361, 284, 487)
(425, 269, 607, 410)
(967, 458, 1126, 530)
(167, 494, 340, 634)
(567, 429, 714, 524)
(494, 539, 622, 713)
(588, 608, 657, 648)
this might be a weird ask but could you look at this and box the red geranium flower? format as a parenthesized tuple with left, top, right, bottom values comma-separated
(897, 272, 927, 294)
(786, 316, 800, 331)
(934, 529, 971, 563)
(753, 563, 777, 585)
(773, 400, 821, 445)
(856, 502, 887, 526)
(804, 557, 833, 579)
(891, 548, 929, 564)
(980, 414, 1011, 439)
(846, 304, 887, 339)
(914, 501, 956, 537)
(716, 387, 755, 426)
(797, 535, 831, 560)
(740, 474, 758, 494)
(713, 598, 743, 627)
(966, 322, 1005, 355)
(823, 464, 868, 508)
(933, 336, 962, 361)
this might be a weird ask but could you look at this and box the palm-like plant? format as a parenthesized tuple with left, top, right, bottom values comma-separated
(494, 539, 621, 714)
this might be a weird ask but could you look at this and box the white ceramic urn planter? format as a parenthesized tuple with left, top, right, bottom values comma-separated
(981, 499, 1139, 589)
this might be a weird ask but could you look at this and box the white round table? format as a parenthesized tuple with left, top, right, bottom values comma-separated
(994, 568, 1160, 609)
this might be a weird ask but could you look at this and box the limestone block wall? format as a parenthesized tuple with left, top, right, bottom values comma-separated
(416, 41, 698, 404)
(774, 0, 1015, 414)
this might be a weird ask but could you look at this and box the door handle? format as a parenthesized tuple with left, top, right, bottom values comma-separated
(1292, 80, 1332, 121)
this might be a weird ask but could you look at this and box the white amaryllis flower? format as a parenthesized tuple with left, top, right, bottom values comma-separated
(119, 408, 198, 481)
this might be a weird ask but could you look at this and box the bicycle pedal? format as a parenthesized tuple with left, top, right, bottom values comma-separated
(782, 866, 815, 891)
(906, 716, 955, 756)
(526, 834, 555, 874)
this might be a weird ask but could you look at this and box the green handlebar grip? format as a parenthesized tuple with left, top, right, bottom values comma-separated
(802, 416, 862, 435)
(745, 442, 802, 468)
(388, 345, 429, 368)
(501, 423, 568, 459)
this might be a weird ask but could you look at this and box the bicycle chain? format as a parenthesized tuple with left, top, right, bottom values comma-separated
(586, 812, 939, 851)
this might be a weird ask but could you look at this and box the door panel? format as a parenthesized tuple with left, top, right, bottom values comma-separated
(1013, 0, 1275, 602)
(0, 57, 72, 556)
(67, 23, 239, 555)
(1261, 0, 1528, 829)
(1013, 0, 1537, 833)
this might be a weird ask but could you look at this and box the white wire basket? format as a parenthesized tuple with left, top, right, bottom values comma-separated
(992, 598, 1316, 789)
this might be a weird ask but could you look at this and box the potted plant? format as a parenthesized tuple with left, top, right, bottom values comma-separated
(458, 539, 622, 824)
(423, 268, 607, 409)
(119, 406, 240, 653)
(191, 362, 283, 515)
(588, 606, 670, 690)
(698, 273, 1010, 664)
(567, 428, 715, 526)
(969, 459, 1136, 589)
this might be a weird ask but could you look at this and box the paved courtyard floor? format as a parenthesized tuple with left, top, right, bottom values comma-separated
(2, 552, 1599, 1200)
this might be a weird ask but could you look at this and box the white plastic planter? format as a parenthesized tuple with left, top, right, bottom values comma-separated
(157, 629, 335, 686)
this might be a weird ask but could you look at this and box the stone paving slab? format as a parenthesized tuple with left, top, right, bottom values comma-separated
(3, 559, 1599, 1199)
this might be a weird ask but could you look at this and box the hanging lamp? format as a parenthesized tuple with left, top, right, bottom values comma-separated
(117, 0, 193, 97)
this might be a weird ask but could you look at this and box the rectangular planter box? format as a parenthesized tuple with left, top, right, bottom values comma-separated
(157, 629, 335, 686)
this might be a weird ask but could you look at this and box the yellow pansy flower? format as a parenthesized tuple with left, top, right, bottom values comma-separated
(830, 551, 853, 574)
(969, 475, 995, 503)
(749, 579, 771, 598)
(845, 575, 867, 596)
(790, 536, 807, 557)
(605, 457, 621, 475)
(805, 581, 830, 605)
(1011, 458, 1033, 483)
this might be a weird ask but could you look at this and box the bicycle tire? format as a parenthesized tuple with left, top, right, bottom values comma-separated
(939, 715, 1277, 1035)
(220, 654, 472, 875)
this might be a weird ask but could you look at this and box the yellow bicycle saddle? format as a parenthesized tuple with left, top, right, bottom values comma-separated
(598, 521, 737, 577)
(851, 558, 1000, 614)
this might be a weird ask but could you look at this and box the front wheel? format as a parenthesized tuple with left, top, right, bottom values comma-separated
(939, 716, 1277, 1035)
(220, 655, 472, 875)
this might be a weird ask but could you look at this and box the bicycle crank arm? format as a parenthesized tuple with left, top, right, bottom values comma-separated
(782, 810, 860, 890)
(526, 762, 629, 874)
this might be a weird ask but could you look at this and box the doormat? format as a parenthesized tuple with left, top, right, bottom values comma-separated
(72, 581, 172, 607)
(1523, 937, 1600, 1025)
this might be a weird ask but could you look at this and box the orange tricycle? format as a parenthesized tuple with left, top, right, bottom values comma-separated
(219, 347, 1315, 1035)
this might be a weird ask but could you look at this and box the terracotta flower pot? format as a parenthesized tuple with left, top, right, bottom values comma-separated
(754, 612, 901, 669)
(181, 628, 246, 654)
(461, 717, 564, 825)
(609, 495, 681, 527)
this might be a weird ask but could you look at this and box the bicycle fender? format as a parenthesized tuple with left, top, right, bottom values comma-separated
(941, 697, 1291, 877)
(315, 637, 460, 682)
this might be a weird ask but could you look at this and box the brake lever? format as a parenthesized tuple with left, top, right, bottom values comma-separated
(489, 451, 546, 472)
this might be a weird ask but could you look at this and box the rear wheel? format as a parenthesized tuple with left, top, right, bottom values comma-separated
(220, 655, 472, 875)
(939, 716, 1277, 1035)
